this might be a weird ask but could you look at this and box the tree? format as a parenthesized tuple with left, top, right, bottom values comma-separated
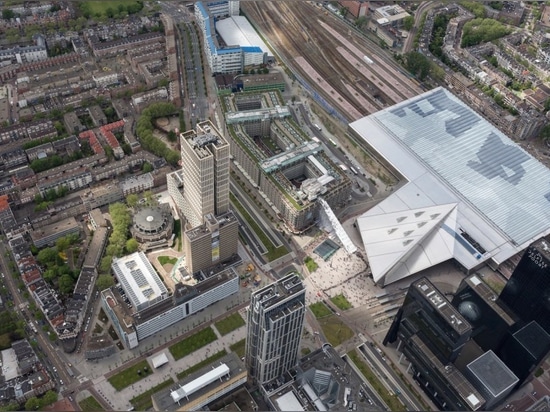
(100, 256, 112, 274)
(142, 162, 154, 173)
(56, 237, 71, 252)
(25, 397, 40, 411)
(2, 9, 15, 20)
(59, 274, 75, 294)
(126, 238, 139, 253)
(42, 390, 58, 407)
(96, 274, 114, 291)
(403, 15, 414, 31)
(126, 193, 139, 208)
(37, 248, 58, 266)
(405, 51, 431, 80)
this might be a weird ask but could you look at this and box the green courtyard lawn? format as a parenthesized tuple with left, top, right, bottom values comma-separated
(304, 256, 318, 272)
(229, 338, 246, 358)
(158, 256, 178, 266)
(318, 315, 354, 346)
(331, 294, 353, 310)
(177, 349, 228, 380)
(79, 396, 105, 412)
(129, 378, 175, 411)
(107, 360, 152, 391)
(169, 327, 217, 360)
(214, 313, 245, 336)
(309, 302, 332, 319)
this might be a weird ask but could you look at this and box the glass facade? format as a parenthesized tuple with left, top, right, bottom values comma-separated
(452, 276, 517, 353)
(384, 278, 471, 364)
(499, 245, 550, 335)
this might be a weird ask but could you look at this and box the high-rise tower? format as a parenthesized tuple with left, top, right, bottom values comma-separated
(498, 239, 550, 335)
(168, 120, 237, 275)
(179, 121, 230, 228)
(245, 273, 305, 385)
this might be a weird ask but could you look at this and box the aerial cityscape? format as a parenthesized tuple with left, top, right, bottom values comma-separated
(0, 0, 550, 411)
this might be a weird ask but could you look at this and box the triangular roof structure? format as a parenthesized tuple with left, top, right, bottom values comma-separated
(350, 87, 550, 286)
(358, 203, 457, 285)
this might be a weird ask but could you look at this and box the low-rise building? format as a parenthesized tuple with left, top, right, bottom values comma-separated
(30, 216, 81, 248)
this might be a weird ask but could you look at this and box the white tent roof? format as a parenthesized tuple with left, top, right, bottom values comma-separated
(351, 87, 550, 286)
(151, 352, 169, 369)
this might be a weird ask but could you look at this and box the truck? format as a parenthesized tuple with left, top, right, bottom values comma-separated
(364, 55, 374, 65)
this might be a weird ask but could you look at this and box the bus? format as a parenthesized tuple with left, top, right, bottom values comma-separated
(329, 138, 338, 147)
(314, 124, 322, 131)
(350, 166, 359, 175)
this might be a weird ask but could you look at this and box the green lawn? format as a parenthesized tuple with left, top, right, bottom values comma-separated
(309, 302, 332, 319)
(229, 338, 246, 358)
(79, 396, 105, 412)
(331, 294, 353, 310)
(304, 256, 318, 272)
(107, 360, 152, 391)
(169, 327, 217, 360)
(158, 256, 178, 266)
(214, 313, 245, 336)
(230, 193, 288, 261)
(82, 0, 140, 16)
(348, 350, 406, 411)
(130, 378, 175, 411)
(318, 315, 354, 346)
(177, 349, 227, 380)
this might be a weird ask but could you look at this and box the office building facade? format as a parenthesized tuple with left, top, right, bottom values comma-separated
(384, 277, 472, 364)
(498, 240, 550, 335)
(170, 121, 238, 274)
(180, 121, 230, 228)
(246, 274, 306, 385)
(452, 274, 517, 353)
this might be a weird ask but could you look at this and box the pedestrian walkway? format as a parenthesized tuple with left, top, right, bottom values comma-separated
(92, 325, 247, 411)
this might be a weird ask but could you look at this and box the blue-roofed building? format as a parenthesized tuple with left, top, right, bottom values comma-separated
(350, 87, 550, 286)
(195, 2, 273, 74)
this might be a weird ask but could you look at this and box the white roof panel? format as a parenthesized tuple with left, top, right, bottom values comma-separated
(151, 353, 169, 369)
(370, 87, 550, 245)
(351, 87, 550, 285)
(216, 16, 272, 56)
(171, 363, 230, 403)
(275, 391, 305, 411)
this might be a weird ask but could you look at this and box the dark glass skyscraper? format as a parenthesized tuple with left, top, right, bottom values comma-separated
(498, 240, 550, 335)
(384, 277, 472, 363)
(452, 274, 517, 353)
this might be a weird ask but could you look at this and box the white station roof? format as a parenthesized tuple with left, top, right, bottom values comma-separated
(216, 16, 272, 56)
(171, 363, 230, 403)
(351, 87, 550, 286)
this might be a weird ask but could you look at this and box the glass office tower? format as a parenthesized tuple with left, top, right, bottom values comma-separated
(499, 240, 550, 335)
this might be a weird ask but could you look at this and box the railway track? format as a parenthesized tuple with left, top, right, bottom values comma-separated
(242, 1, 423, 121)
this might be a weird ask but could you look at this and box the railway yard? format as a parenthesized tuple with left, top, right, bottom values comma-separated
(242, 1, 424, 122)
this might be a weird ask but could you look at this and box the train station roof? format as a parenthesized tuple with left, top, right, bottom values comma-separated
(350, 87, 550, 286)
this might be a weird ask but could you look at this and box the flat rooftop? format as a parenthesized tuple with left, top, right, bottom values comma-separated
(415, 278, 471, 335)
(252, 273, 304, 311)
(111, 252, 168, 310)
(467, 350, 518, 397)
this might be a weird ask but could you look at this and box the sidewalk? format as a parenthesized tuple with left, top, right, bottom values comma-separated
(93, 325, 248, 411)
